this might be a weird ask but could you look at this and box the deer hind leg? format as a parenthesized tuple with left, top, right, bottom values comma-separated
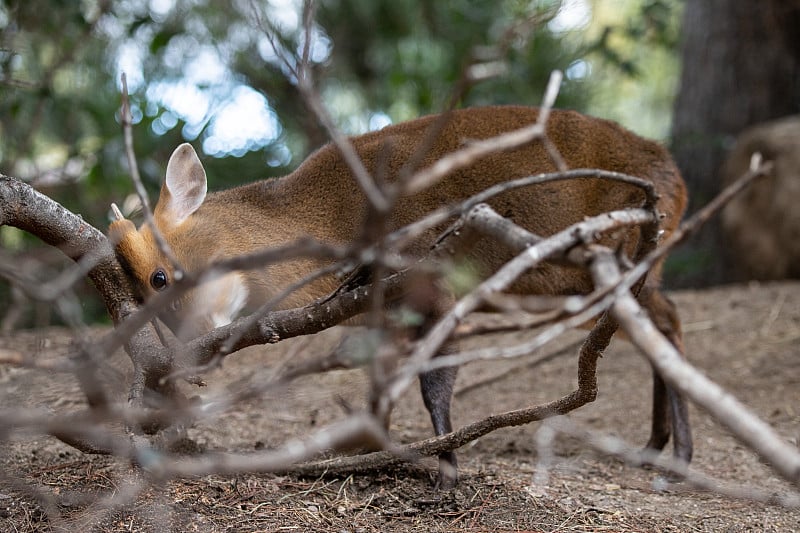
(386, 271, 460, 489)
(420, 363, 459, 489)
(639, 285, 693, 465)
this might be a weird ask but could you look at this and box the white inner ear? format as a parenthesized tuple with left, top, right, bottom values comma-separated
(164, 143, 207, 225)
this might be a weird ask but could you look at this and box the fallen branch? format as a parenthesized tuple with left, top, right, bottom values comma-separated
(149, 412, 395, 479)
(252, 160, 792, 486)
(611, 279, 800, 486)
(378, 204, 655, 415)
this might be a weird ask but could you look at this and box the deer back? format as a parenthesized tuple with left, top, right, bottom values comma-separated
(110, 105, 687, 339)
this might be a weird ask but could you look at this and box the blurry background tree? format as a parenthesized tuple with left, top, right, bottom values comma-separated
(0, 0, 683, 328)
(669, 0, 800, 286)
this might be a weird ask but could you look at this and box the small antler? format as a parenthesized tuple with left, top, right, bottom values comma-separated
(748, 151, 763, 172)
(111, 203, 125, 221)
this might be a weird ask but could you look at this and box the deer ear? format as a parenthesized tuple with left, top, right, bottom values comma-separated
(155, 143, 207, 227)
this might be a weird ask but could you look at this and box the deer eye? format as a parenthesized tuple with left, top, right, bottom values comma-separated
(150, 269, 168, 291)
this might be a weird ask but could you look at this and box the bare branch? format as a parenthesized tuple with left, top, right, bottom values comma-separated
(118, 73, 184, 277)
(379, 204, 655, 413)
(402, 71, 565, 196)
(0, 175, 177, 403)
(249, 0, 388, 212)
(148, 412, 395, 479)
(611, 282, 800, 486)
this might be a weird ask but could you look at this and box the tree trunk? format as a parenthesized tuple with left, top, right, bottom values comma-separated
(668, 0, 800, 286)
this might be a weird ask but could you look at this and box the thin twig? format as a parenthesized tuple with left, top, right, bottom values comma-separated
(380, 206, 655, 412)
(250, 0, 388, 212)
(118, 73, 184, 277)
(454, 338, 583, 397)
(611, 274, 800, 487)
(402, 71, 565, 196)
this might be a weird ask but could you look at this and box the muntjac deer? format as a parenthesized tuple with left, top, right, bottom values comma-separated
(110, 105, 692, 488)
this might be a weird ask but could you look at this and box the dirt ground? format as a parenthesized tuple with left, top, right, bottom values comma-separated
(1, 281, 799, 532)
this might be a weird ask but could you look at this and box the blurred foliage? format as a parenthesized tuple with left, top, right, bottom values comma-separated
(583, 0, 682, 140)
(0, 0, 683, 327)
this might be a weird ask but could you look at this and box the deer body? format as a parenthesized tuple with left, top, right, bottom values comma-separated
(111, 105, 692, 487)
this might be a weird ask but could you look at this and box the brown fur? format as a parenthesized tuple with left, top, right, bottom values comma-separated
(110, 105, 691, 486)
(111, 106, 686, 327)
